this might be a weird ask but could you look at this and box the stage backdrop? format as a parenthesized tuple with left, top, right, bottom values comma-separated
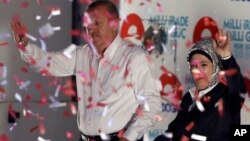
(119, 0, 250, 140)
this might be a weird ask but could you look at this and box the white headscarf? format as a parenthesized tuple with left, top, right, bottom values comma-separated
(187, 37, 221, 90)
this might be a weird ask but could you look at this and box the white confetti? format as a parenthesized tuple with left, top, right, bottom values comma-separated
(100, 132, 110, 140)
(49, 102, 67, 109)
(168, 25, 176, 35)
(39, 23, 55, 38)
(1, 80, 8, 86)
(102, 106, 108, 117)
(48, 8, 61, 20)
(54, 85, 61, 97)
(15, 92, 22, 102)
(39, 38, 47, 51)
(191, 133, 207, 141)
(9, 122, 17, 132)
(25, 33, 37, 42)
(144, 102, 150, 111)
(36, 15, 42, 20)
(196, 100, 205, 112)
(63, 44, 77, 58)
(19, 80, 31, 90)
(37, 136, 51, 141)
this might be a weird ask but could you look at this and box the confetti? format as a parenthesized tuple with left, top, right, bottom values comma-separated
(54, 85, 61, 97)
(49, 102, 66, 109)
(26, 33, 37, 42)
(69, 29, 80, 37)
(21, 1, 29, 9)
(100, 131, 110, 140)
(191, 134, 207, 141)
(37, 136, 51, 141)
(21, 66, 29, 73)
(0, 41, 8, 46)
(63, 44, 77, 58)
(19, 80, 31, 90)
(66, 131, 74, 139)
(1, 65, 7, 78)
(13, 75, 23, 86)
(156, 3, 163, 13)
(69, 103, 77, 115)
(39, 123, 46, 135)
(1, 80, 8, 86)
(9, 122, 17, 132)
(0, 134, 9, 141)
(15, 92, 22, 102)
(0, 32, 10, 40)
(36, 15, 42, 20)
(29, 125, 39, 133)
(102, 106, 108, 117)
(163, 132, 173, 139)
(48, 8, 61, 20)
(196, 100, 205, 112)
(38, 23, 55, 38)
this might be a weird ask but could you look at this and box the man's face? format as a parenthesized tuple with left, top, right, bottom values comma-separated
(86, 6, 118, 52)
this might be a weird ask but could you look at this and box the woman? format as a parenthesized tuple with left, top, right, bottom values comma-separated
(155, 30, 246, 141)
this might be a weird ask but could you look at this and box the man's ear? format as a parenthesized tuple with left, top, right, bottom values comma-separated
(110, 19, 119, 31)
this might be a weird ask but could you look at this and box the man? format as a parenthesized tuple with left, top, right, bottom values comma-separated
(11, 0, 161, 141)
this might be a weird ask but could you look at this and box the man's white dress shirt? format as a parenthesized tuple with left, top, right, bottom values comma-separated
(19, 35, 161, 141)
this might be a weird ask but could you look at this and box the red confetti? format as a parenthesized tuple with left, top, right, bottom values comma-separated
(28, 57, 37, 65)
(39, 93, 48, 105)
(39, 123, 46, 135)
(185, 39, 193, 48)
(66, 131, 74, 139)
(0, 134, 9, 141)
(78, 0, 92, 4)
(13, 75, 23, 86)
(39, 68, 51, 76)
(0, 87, 5, 94)
(21, 1, 29, 9)
(217, 99, 224, 117)
(185, 121, 195, 131)
(29, 125, 39, 133)
(126, 0, 132, 4)
(8, 104, 17, 119)
(125, 82, 134, 88)
(20, 66, 29, 73)
(139, 2, 144, 6)
(25, 94, 32, 101)
(69, 29, 80, 37)
(0, 41, 8, 46)
(1, 0, 10, 4)
(64, 111, 71, 117)
(35, 83, 43, 90)
(156, 3, 163, 13)
(111, 65, 120, 71)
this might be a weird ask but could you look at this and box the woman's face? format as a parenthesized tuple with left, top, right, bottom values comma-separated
(190, 54, 213, 90)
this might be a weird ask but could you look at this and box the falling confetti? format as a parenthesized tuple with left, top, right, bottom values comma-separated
(63, 44, 77, 58)
(48, 8, 61, 20)
(66, 131, 74, 139)
(38, 23, 55, 38)
(191, 134, 207, 141)
(14, 92, 22, 102)
(0, 134, 9, 141)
